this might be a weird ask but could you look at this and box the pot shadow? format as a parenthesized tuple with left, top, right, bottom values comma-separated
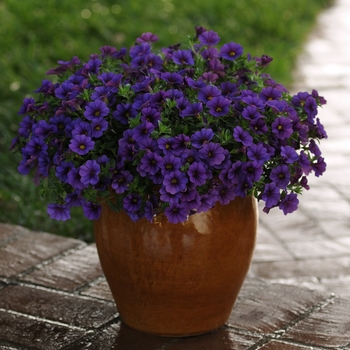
(84, 321, 260, 349)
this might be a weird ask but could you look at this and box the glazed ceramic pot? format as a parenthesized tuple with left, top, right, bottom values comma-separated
(94, 195, 258, 336)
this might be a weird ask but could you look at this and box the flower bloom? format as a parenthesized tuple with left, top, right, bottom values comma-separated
(163, 170, 188, 194)
(206, 96, 231, 117)
(47, 203, 71, 221)
(84, 100, 109, 120)
(79, 160, 100, 186)
(69, 135, 95, 155)
(220, 42, 243, 60)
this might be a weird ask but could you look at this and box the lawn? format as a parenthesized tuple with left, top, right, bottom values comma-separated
(0, 0, 333, 241)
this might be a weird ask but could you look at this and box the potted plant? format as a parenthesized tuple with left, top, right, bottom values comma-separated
(11, 27, 327, 336)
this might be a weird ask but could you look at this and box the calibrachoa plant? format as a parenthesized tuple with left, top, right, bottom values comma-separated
(11, 27, 327, 224)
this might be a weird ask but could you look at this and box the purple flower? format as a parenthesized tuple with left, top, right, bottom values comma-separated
(54, 82, 76, 100)
(217, 184, 237, 205)
(262, 183, 280, 208)
(180, 102, 203, 117)
(198, 30, 220, 46)
(172, 50, 194, 65)
(191, 128, 214, 148)
(243, 161, 263, 182)
(47, 203, 71, 221)
(279, 192, 299, 215)
(259, 87, 282, 102)
(136, 32, 159, 43)
(18, 116, 34, 137)
(281, 146, 299, 164)
(91, 117, 108, 138)
(141, 107, 161, 126)
(33, 120, 57, 138)
(161, 72, 183, 85)
(163, 170, 188, 194)
(138, 152, 162, 176)
(188, 162, 208, 186)
(198, 85, 221, 103)
(67, 167, 85, 190)
(233, 126, 253, 147)
(24, 137, 48, 157)
(55, 161, 74, 182)
(247, 143, 270, 165)
(123, 193, 142, 212)
(271, 117, 293, 140)
(197, 193, 217, 213)
(79, 160, 100, 186)
(198, 142, 225, 166)
(312, 157, 327, 177)
(242, 105, 261, 121)
(111, 170, 133, 194)
(69, 134, 95, 155)
(82, 202, 102, 220)
(270, 164, 290, 189)
(130, 43, 151, 59)
(164, 203, 188, 224)
(72, 121, 92, 137)
(220, 42, 243, 60)
(113, 103, 137, 125)
(65, 191, 84, 208)
(132, 121, 154, 143)
(206, 96, 231, 117)
(84, 100, 109, 121)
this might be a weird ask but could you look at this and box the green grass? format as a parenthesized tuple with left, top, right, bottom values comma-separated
(0, 0, 333, 241)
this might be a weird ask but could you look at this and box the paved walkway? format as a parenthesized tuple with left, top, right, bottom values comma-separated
(1, 0, 350, 349)
(250, 0, 350, 299)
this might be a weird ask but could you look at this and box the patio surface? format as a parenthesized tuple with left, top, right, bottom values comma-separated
(1, 0, 350, 349)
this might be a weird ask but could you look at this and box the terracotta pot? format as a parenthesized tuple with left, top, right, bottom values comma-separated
(94, 195, 258, 336)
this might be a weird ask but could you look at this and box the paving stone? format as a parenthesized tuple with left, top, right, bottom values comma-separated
(228, 283, 326, 334)
(80, 277, 114, 301)
(283, 297, 350, 348)
(166, 326, 261, 350)
(0, 310, 86, 350)
(0, 284, 117, 329)
(249, 256, 350, 280)
(259, 340, 324, 349)
(22, 244, 103, 291)
(0, 223, 29, 243)
(0, 229, 83, 278)
(70, 322, 170, 350)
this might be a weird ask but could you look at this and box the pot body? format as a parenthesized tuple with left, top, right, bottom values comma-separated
(94, 196, 258, 336)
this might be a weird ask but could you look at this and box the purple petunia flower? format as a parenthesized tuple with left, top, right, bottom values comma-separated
(160, 72, 183, 85)
(79, 160, 100, 186)
(132, 121, 154, 143)
(113, 103, 138, 125)
(67, 167, 85, 190)
(82, 201, 102, 220)
(271, 117, 293, 140)
(233, 126, 253, 147)
(136, 32, 159, 43)
(281, 146, 299, 164)
(247, 143, 270, 165)
(198, 142, 225, 167)
(188, 162, 208, 186)
(84, 100, 109, 121)
(69, 134, 95, 155)
(191, 128, 214, 148)
(55, 161, 74, 183)
(47, 203, 71, 221)
(33, 120, 57, 138)
(220, 42, 243, 60)
(163, 170, 188, 194)
(198, 85, 221, 103)
(279, 192, 299, 215)
(312, 157, 327, 177)
(180, 102, 203, 118)
(216, 184, 237, 205)
(172, 49, 194, 65)
(72, 121, 92, 138)
(164, 203, 188, 224)
(206, 96, 231, 117)
(259, 87, 282, 102)
(24, 137, 48, 157)
(270, 164, 290, 189)
(262, 183, 280, 208)
(198, 30, 220, 46)
(111, 170, 133, 194)
(138, 152, 163, 176)
(65, 191, 84, 208)
(242, 105, 261, 121)
(123, 193, 142, 212)
(141, 107, 161, 126)
(54, 82, 77, 100)
(91, 117, 108, 138)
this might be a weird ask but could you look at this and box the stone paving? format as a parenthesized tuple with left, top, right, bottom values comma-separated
(1, 0, 350, 348)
